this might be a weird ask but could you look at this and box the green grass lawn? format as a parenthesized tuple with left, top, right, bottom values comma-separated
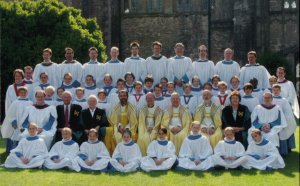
(0, 127, 299, 186)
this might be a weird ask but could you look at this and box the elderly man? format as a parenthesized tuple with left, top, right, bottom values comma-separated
(239, 51, 270, 90)
(137, 92, 163, 155)
(161, 92, 191, 155)
(55, 91, 83, 143)
(110, 90, 138, 144)
(21, 90, 57, 150)
(248, 92, 287, 148)
(194, 90, 223, 148)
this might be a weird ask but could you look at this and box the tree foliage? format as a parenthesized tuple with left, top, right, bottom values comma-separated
(0, 0, 106, 119)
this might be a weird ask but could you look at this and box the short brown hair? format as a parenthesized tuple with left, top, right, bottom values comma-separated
(89, 47, 98, 53)
(43, 48, 52, 55)
(152, 41, 162, 48)
(130, 41, 140, 49)
(13, 69, 24, 79)
(247, 51, 257, 57)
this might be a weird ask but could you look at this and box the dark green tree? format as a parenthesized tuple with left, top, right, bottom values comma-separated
(0, 0, 107, 120)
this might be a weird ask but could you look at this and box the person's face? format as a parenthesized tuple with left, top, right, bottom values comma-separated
(224, 50, 233, 60)
(43, 51, 51, 61)
(175, 46, 184, 56)
(247, 54, 256, 64)
(202, 91, 212, 102)
(251, 132, 262, 143)
(184, 87, 191, 95)
(40, 74, 48, 84)
(110, 49, 119, 59)
(212, 78, 219, 86)
(199, 46, 207, 58)
(153, 45, 161, 56)
(158, 130, 167, 140)
(88, 132, 98, 142)
(244, 88, 252, 95)
(230, 95, 240, 106)
(62, 130, 72, 140)
(89, 50, 98, 60)
(272, 87, 281, 96)
(119, 91, 128, 105)
(171, 95, 180, 107)
(35, 92, 45, 104)
(276, 69, 285, 79)
(14, 72, 23, 83)
(117, 81, 125, 90)
(192, 78, 200, 87)
(62, 93, 72, 105)
(263, 94, 273, 105)
(122, 133, 131, 143)
(131, 46, 139, 56)
(203, 85, 212, 91)
(65, 50, 74, 61)
(146, 94, 155, 107)
(225, 131, 234, 140)
(18, 90, 28, 98)
(167, 84, 175, 93)
(269, 78, 277, 86)
(57, 89, 64, 97)
(191, 124, 200, 134)
(45, 90, 54, 97)
(218, 85, 227, 93)
(160, 80, 168, 88)
(88, 98, 97, 109)
(145, 81, 153, 88)
(134, 84, 142, 94)
(154, 87, 162, 97)
(24, 69, 33, 79)
(85, 77, 94, 86)
(98, 93, 106, 101)
(104, 77, 112, 86)
(28, 125, 38, 136)
(76, 90, 84, 99)
(231, 78, 239, 87)
(64, 75, 73, 85)
(125, 75, 134, 85)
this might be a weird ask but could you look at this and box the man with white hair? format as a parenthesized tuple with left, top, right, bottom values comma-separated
(104, 47, 125, 86)
(248, 92, 287, 148)
(194, 89, 223, 148)
(161, 92, 191, 155)
(20, 90, 57, 150)
(55, 91, 83, 144)
(215, 48, 240, 86)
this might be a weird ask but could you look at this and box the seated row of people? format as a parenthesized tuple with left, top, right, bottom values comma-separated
(5, 123, 285, 172)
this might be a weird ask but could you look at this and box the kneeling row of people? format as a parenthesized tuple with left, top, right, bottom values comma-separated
(4, 122, 285, 172)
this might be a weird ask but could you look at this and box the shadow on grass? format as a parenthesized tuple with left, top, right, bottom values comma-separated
(229, 169, 258, 176)
(275, 151, 300, 178)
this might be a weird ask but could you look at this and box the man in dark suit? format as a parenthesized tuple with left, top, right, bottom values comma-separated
(56, 91, 83, 143)
(81, 95, 109, 142)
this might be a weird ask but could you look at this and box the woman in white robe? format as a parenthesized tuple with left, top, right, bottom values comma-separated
(110, 129, 142, 172)
(44, 128, 79, 171)
(5, 123, 48, 169)
(213, 127, 248, 169)
(245, 129, 285, 170)
(140, 128, 177, 172)
(74, 129, 111, 171)
(178, 121, 214, 171)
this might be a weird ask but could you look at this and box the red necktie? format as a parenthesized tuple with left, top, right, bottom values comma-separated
(65, 105, 69, 127)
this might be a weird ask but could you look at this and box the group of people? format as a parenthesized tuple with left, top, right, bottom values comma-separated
(1, 41, 299, 172)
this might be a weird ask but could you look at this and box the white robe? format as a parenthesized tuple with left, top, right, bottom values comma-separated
(278, 80, 299, 118)
(180, 95, 198, 117)
(33, 62, 60, 87)
(145, 56, 168, 85)
(155, 97, 170, 111)
(97, 101, 111, 117)
(167, 56, 194, 83)
(140, 140, 177, 172)
(245, 139, 285, 170)
(73, 98, 88, 110)
(128, 94, 146, 113)
(4, 136, 48, 168)
(110, 141, 142, 172)
(1, 98, 33, 141)
(178, 135, 214, 170)
(239, 64, 270, 90)
(215, 60, 240, 86)
(58, 60, 83, 85)
(192, 60, 215, 84)
(82, 61, 105, 87)
(5, 83, 29, 113)
(74, 141, 111, 171)
(20, 105, 57, 150)
(191, 86, 202, 98)
(124, 56, 147, 82)
(213, 140, 248, 169)
(252, 89, 263, 104)
(248, 105, 287, 147)
(272, 96, 297, 140)
(84, 86, 99, 99)
(44, 139, 79, 171)
(240, 95, 260, 113)
(104, 60, 126, 86)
